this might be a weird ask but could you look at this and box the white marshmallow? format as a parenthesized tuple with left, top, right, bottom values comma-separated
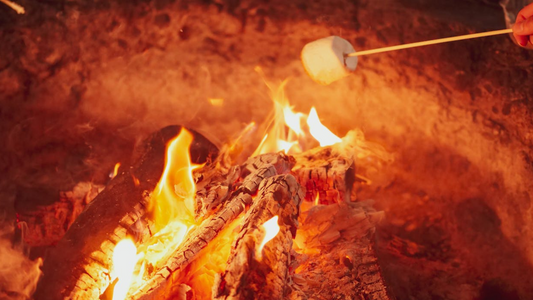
(301, 36, 358, 85)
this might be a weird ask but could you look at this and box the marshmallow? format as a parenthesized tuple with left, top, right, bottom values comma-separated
(301, 36, 358, 85)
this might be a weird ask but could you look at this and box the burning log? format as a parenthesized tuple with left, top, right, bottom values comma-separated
(33, 126, 218, 300)
(194, 163, 238, 219)
(292, 146, 355, 205)
(132, 192, 253, 299)
(213, 174, 304, 300)
(133, 153, 296, 299)
(194, 152, 294, 218)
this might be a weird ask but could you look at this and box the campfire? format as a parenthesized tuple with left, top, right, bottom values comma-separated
(2, 0, 533, 299)
(28, 81, 392, 300)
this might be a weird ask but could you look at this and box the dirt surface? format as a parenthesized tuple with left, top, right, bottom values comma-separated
(1, 0, 533, 299)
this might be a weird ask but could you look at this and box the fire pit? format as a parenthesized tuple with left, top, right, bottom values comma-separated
(1, 0, 533, 299)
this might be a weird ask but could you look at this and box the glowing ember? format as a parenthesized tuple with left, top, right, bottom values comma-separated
(307, 107, 342, 147)
(314, 193, 320, 206)
(257, 216, 280, 259)
(111, 239, 138, 300)
(180, 215, 244, 299)
(111, 163, 121, 179)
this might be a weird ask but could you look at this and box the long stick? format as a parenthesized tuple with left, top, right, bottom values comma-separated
(347, 28, 512, 57)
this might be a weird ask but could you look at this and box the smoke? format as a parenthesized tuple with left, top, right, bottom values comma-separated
(0, 221, 42, 300)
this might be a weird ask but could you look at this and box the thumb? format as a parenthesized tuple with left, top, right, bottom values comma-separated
(513, 17, 533, 35)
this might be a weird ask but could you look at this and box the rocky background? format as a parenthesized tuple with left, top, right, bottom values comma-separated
(1, 0, 533, 299)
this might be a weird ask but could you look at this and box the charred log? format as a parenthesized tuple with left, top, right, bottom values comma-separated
(34, 125, 218, 300)
(194, 152, 295, 218)
(213, 174, 304, 300)
(292, 146, 355, 205)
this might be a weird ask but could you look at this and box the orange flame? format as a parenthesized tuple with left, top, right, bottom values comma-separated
(252, 80, 305, 156)
(181, 214, 244, 299)
(138, 128, 202, 271)
(307, 107, 342, 147)
(257, 216, 280, 259)
(151, 128, 200, 230)
(250, 80, 344, 156)
(111, 239, 138, 300)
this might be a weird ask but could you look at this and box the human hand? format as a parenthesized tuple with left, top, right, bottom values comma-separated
(512, 2, 533, 46)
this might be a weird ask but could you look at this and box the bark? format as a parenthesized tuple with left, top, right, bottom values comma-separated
(213, 174, 304, 300)
(33, 125, 218, 300)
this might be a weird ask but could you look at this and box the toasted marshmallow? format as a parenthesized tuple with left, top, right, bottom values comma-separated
(301, 36, 358, 85)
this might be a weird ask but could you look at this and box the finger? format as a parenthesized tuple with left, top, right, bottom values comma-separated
(513, 17, 533, 35)
(517, 2, 533, 20)
(515, 34, 529, 46)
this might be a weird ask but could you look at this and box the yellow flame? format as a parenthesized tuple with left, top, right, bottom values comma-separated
(257, 216, 280, 259)
(112, 239, 138, 300)
(307, 107, 342, 147)
(277, 140, 297, 154)
(314, 193, 319, 206)
(151, 128, 200, 230)
(180, 214, 244, 299)
(252, 80, 305, 156)
(283, 106, 303, 135)
(208, 98, 224, 107)
(138, 128, 201, 272)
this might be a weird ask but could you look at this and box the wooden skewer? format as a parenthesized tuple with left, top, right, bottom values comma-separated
(0, 0, 25, 14)
(347, 28, 513, 57)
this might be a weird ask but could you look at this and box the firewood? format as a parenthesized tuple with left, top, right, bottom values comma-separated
(194, 152, 294, 219)
(213, 174, 304, 300)
(132, 192, 253, 299)
(292, 146, 355, 205)
(194, 163, 239, 219)
(132, 153, 295, 299)
(33, 126, 218, 300)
